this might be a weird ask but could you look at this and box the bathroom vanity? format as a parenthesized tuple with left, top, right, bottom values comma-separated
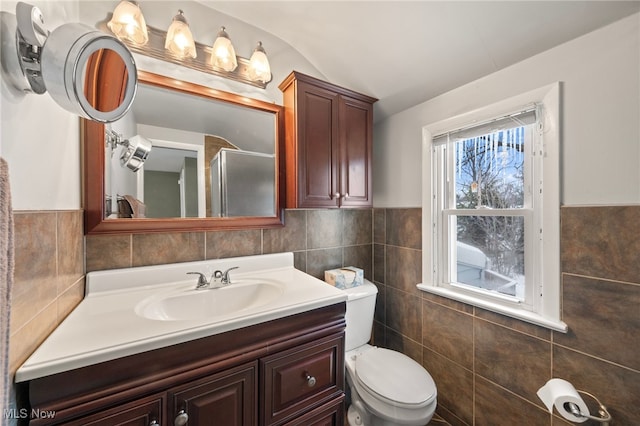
(15, 253, 347, 426)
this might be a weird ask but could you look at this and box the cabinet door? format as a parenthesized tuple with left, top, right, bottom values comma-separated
(169, 362, 257, 426)
(59, 394, 163, 426)
(261, 334, 344, 426)
(295, 81, 340, 208)
(339, 96, 373, 208)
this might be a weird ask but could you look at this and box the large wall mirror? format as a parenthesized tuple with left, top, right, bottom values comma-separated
(83, 70, 284, 234)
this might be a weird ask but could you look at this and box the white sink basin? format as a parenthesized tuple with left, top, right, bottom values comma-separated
(136, 279, 285, 321)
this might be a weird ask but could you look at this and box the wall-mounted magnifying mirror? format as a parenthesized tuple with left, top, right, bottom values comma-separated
(83, 70, 284, 234)
(1, 2, 137, 122)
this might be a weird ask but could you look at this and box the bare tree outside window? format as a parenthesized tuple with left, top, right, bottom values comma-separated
(451, 127, 530, 296)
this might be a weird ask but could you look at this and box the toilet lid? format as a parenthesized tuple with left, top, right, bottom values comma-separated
(355, 348, 436, 406)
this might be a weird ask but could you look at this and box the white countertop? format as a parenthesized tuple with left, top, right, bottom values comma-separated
(15, 253, 347, 382)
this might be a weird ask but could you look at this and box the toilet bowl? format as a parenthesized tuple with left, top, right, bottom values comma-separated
(344, 281, 437, 426)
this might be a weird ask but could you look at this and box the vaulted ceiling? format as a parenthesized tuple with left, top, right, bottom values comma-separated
(202, 1, 640, 121)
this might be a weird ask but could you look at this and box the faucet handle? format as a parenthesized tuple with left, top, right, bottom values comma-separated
(221, 266, 239, 284)
(187, 272, 209, 288)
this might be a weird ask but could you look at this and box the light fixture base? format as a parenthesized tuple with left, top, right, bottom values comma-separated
(1, 3, 49, 94)
(101, 23, 269, 89)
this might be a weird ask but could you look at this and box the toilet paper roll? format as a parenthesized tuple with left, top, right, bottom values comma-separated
(536, 378, 590, 423)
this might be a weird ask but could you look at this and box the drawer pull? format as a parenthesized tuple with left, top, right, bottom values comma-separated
(305, 372, 317, 387)
(174, 409, 189, 426)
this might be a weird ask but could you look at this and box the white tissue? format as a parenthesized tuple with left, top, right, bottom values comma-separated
(537, 378, 590, 423)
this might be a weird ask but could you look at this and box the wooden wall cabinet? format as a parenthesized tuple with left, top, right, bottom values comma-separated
(21, 304, 345, 426)
(279, 72, 377, 208)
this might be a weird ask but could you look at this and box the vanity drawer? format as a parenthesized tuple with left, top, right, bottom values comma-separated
(282, 396, 345, 426)
(58, 393, 163, 426)
(261, 334, 344, 425)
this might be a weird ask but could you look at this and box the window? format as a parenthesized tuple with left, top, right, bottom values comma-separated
(420, 83, 566, 332)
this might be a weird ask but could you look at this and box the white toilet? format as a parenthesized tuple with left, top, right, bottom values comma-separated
(344, 280, 437, 426)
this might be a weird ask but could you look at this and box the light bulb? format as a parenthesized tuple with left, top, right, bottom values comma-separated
(211, 27, 237, 72)
(165, 10, 196, 59)
(249, 41, 271, 83)
(107, 0, 148, 45)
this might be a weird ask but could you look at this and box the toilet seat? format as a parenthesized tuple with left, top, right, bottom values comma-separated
(354, 347, 436, 409)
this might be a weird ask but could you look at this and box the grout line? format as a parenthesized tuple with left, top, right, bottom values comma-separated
(471, 315, 551, 344)
(476, 376, 549, 414)
(472, 314, 476, 425)
(203, 230, 207, 260)
(9, 297, 58, 339)
(54, 211, 60, 294)
(551, 342, 640, 374)
(562, 271, 640, 287)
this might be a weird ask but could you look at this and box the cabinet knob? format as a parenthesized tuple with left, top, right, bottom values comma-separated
(334, 192, 341, 199)
(305, 372, 317, 387)
(149, 421, 159, 426)
(174, 410, 189, 426)
(343, 192, 349, 199)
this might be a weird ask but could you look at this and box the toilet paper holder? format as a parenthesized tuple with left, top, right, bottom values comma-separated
(564, 390, 611, 425)
(537, 378, 612, 425)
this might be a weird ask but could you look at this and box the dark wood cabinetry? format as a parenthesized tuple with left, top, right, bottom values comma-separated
(168, 363, 257, 426)
(279, 72, 377, 208)
(59, 394, 164, 426)
(261, 334, 343, 426)
(22, 304, 345, 426)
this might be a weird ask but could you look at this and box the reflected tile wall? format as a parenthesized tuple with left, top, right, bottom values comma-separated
(372, 206, 640, 426)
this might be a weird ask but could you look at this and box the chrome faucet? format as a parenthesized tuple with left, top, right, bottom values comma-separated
(218, 266, 239, 285)
(187, 266, 239, 290)
(186, 272, 211, 290)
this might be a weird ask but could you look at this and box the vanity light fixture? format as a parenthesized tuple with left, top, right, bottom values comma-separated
(211, 26, 237, 71)
(107, 0, 149, 45)
(164, 9, 197, 59)
(106, 129, 152, 172)
(248, 41, 271, 84)
(1, 2, 138, 122)
(105, 2, 273, 88)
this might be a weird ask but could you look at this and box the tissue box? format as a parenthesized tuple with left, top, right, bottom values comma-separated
(324, 267, 364, 289)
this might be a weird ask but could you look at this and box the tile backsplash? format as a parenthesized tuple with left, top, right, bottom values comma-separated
(9, 210, 84, 377)
(86, 209, 373, 281)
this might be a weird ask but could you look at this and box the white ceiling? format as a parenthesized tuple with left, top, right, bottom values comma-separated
(200, 1, 640, 121)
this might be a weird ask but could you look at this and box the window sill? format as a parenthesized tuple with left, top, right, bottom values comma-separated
(417, 283, 568, 333)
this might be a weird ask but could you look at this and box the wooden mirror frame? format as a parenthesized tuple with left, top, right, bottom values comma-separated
(83, 70, 285, 234)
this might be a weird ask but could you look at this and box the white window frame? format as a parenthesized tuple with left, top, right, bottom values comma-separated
(419, 83, 567, 332)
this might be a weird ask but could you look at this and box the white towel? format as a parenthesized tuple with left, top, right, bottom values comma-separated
(0, 157, 14, 415)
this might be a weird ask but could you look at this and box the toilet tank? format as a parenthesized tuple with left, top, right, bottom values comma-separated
(344, 280, 378, 351)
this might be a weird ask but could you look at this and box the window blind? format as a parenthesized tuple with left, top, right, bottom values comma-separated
(432, 106, 537, 146)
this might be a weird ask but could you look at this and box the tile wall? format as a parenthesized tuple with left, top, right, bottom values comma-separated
(9, 205, 638, 426)
(85, 208, 373, 281)
(372, 206, 640, 426)
(9, 211, 84, 378)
